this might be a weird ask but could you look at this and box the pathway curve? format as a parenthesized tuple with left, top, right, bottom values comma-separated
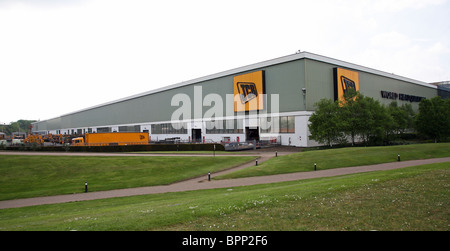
(0, 151, 449, 209)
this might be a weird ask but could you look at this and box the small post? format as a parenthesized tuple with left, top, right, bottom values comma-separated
(398, 154, 400, 162)
(208, 172, 211, 181)
(256, 159, 258, 166)
(213, 144, 216, 157)
(314, 162, 317, 171)
(85, 181, 88, 193)
(276, 151, 278, 157)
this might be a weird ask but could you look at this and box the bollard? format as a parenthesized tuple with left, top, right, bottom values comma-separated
(85, 181, 88, 193)
(213, 145, 216, 157)
(256, 159, 258, 166)
(314, 163, 317, 171)
(208, 172, 211, 181)
(398, 154, 400, 162)
(276, 151, 278, 157)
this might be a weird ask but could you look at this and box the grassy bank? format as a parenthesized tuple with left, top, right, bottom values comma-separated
(216, 143, 450, 179)
(0, 155, 254, 200)
(0, 162, 448, 231)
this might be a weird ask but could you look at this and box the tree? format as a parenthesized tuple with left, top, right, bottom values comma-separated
(416, 96, 450, 142)
(363, 97, 392, 145)
(339, 89, 362, 146)
(308, 99, 344, 147)
(1, 120, 36, 135)
(309, 90, 398, 147)
(338, 90, 392, 145)
(308, 91, 448, 147)
(387, 102, 415, 136)
(346, 93, 392, 145)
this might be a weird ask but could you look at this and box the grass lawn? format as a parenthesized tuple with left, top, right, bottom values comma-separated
(130, 151, 246, 155)
(216, 143, 450, 179)
(0, 155, 255, 200)
(0, 162, 448, 231)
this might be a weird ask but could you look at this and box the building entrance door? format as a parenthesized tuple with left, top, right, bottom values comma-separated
(192, 129, 202, 142)
(245, 127, 259, 141)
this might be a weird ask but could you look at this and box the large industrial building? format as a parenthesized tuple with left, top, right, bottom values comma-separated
(32, 52, 440, 147)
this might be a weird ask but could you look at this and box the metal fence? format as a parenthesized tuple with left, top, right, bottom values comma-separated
(224, 138, 281, 151)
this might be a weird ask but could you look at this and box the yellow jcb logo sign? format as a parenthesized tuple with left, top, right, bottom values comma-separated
(233, 71, 265, 112)
(236, 82, 258, 104)
(334, 68, 359, 102)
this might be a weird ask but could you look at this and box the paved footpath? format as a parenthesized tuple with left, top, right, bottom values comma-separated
(0, 151, 449, 209)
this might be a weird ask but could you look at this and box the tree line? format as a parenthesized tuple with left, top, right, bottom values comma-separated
(308, 90, 450, 147)
(0, 120, 36, 136)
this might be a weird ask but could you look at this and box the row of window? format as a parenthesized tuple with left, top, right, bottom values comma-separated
(119, 125, 141, 132)
(88, 126, 141, 133)
(97, 127, 111, 133)
(151, 122, 188, 134)
(205, 119, 244, 134)
(260, 116, 295, 133)
(58, 116, 296, 135)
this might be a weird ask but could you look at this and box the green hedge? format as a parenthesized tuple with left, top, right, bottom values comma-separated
(4, 143, 225, 152)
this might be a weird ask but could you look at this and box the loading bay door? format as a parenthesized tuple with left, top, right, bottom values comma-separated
(191, 129, 202, 142)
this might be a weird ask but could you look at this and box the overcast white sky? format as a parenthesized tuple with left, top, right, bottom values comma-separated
(1, 0, 449, 123)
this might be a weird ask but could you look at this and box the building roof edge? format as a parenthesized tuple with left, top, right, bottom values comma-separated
(34, 51, 436, 124)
